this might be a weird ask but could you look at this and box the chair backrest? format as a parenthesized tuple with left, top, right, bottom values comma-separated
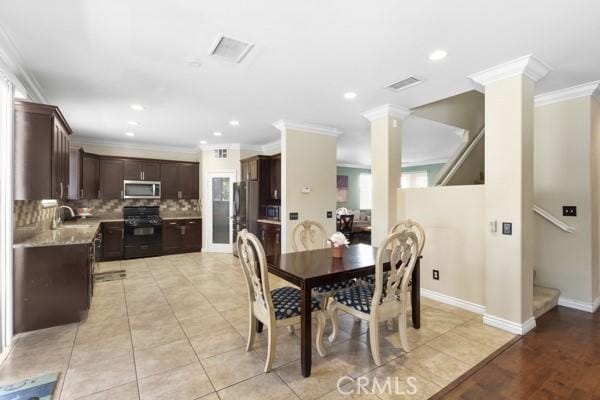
(370, 230, 419, 311)
(292, 220, 327, 251)
(389, 219, 425, 256)
(236, 229, 274, 318)
(339, 214, 354, 233)
(336, 207, 349, 216)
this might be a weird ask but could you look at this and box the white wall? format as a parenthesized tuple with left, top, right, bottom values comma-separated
(397, 185, 486, 306)
(74, 141, 200, 162)
(281, 129, 336, 253)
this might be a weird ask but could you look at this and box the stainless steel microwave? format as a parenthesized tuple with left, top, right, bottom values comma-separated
(123, 180, 161, 199)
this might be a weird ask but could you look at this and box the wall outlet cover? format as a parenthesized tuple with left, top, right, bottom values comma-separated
(432, 269, 440, 280)
(502, 222, 512, 235)
(562, 206, 577, 217)
(289, 212, 298, 220)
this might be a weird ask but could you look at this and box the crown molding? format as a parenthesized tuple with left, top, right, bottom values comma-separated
(337, 163, 371, 169)
(361, 104, 411, 122)
(71, 136, 201, 154)
(0, 25, 47, 103)
(272, 120, 342, 137)
(468, 54, 552, 86)
(261, 139, 281, 153)
(534, 80, 600, 107)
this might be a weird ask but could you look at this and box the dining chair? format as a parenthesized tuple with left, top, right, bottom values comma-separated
(359, 219, 425, 286)
(237, 229, 327, 372)
(328, 230, 419, 366)
(339, 214, 354, 242)
(292, 220, 356, 305)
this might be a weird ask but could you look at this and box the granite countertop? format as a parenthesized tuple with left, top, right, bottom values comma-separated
(257, 218, 281, 225)
(13, 212, 202, 248)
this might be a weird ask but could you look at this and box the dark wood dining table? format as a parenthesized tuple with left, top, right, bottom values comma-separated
(263, 243, 421, 377)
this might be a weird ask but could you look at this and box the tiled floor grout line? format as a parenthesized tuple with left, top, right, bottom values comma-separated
(55, 320, 80, 400)
(151, 255, 223, 399)
(121, 270, 143, 400)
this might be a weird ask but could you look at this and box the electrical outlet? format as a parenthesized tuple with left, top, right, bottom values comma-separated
(502, 222, 512, 235)
(327, 211, 333, 218)
(562, 206, 577, 217)
(432, 269, 440, 280)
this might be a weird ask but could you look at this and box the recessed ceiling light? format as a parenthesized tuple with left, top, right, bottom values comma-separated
(200, 140, 207, 145)
(187, 60, 202, 68)
(229, 120, 239, 126)
(344, 92, 357, 100)
(125, 132, 135, 137)
(128, 121, 139, 126)
(130, 104, 144, 111)
(213, 131, 222, 136)
(428, 50, 447, 61)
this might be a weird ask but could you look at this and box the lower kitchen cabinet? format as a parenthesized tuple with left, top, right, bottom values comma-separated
(13, 243, 93, 333)
(102, 222, 124, 260)
(162, 219, 202, 254)
(258, 222, 281, 257)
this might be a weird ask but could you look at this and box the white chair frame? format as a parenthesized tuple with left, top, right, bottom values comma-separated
(390, 219, 425, 256)
(328, 230, 419, 366)
(237, 229, 327, 372)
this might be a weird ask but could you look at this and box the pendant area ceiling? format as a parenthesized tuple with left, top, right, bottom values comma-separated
(1, 0, 599, 166)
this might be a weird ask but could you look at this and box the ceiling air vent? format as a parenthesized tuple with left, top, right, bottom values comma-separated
(209, 34, 254, 63)
(384, 76, 424, 92)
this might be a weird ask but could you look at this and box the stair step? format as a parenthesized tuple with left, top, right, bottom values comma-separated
(533, 285, 560, 318)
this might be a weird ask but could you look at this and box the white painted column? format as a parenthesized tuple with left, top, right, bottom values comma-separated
(274, 121, 340, 254)
(362, 105, 410, 246)
(470, 55, 551, 334)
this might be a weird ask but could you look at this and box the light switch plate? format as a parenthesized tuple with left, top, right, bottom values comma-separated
(502, 222, 512, 235)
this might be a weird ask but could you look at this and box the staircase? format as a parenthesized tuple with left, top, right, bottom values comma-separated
(533, 285, 560, 318)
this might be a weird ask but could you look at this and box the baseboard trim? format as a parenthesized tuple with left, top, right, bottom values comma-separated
(558, 296, 599, 313)
(482, 314, 536, 335)
(420, 288, 486, 315)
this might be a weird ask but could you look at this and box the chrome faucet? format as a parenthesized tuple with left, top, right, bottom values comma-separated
(51, 205, 75, 230)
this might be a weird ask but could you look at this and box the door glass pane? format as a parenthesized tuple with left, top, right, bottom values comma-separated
(212, 177, 230, 244)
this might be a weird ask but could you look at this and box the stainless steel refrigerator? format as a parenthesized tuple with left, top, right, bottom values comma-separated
(232, 180, 259, 255)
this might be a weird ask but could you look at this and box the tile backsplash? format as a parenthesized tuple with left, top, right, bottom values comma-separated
(14, 200, 57, 228)
(67, 199, 200, 216)
(14, 199, 200, 229)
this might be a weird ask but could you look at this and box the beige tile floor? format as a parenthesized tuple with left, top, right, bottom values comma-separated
(0, 252, 515, 400)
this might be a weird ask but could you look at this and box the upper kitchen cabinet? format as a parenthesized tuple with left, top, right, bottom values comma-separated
(241, 157, 259, 181)
(270, 154, 281, 201)
(161, 162, 199, 199)
(124, 160, 161, 181)
(98, 158, 124, 199)
(69, 149, 99, 200)
(14, 101, 72, 200)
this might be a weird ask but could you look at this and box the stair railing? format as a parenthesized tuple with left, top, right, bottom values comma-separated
(434, 126, 485, 186)
(533, 205, 575, 233)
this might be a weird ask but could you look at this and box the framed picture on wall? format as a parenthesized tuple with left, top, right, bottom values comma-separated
(337, 175, 348, 202)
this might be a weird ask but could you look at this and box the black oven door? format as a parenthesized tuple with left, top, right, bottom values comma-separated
(124, 223, 162, 258)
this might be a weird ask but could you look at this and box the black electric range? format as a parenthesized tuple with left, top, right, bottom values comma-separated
(123, 206, 163, 259)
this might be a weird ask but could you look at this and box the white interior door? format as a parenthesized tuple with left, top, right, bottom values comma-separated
(205, 171, 235, 252)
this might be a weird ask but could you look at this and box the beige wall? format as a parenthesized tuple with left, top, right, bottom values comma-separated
(281, 129, 337, 253)
(485, 75, 535, 324)
(397, 186, 486, 306)
(534, 96, 595, 303)
(593, 98, 600, 301)
(370, 116, 403, 245)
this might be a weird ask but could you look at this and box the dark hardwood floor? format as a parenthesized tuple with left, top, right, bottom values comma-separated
(434, 306, 600, 400)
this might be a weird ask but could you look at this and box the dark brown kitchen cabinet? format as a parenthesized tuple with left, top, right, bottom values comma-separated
(241, 157, 259, 181)
(13, 243, 92, 333)
(14, 101, 72, 200)
(80, 153, 99, 199)
(124, 160, 161, 181)
(163, 220, 184, 253)
(182, 219, 202, 251)
(98, 158, 124, 199)
(163, 219, 202, 254)
(102, 222, 124, 260)
(270, 154, 281, 200)
(258, 222, 281, 257)
(161, 162, 199, 199)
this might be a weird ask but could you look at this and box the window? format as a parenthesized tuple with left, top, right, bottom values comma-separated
(401, 171, 428, 188)
(213, 148, 228, 159)
(359, 173, 372, 209)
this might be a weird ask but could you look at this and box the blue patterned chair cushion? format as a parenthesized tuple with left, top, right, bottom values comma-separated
(333, 285, 379, 313)
(358, 272, 389, 286)
(271, 286, 322, 320)
(313, 279, 356, 294)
